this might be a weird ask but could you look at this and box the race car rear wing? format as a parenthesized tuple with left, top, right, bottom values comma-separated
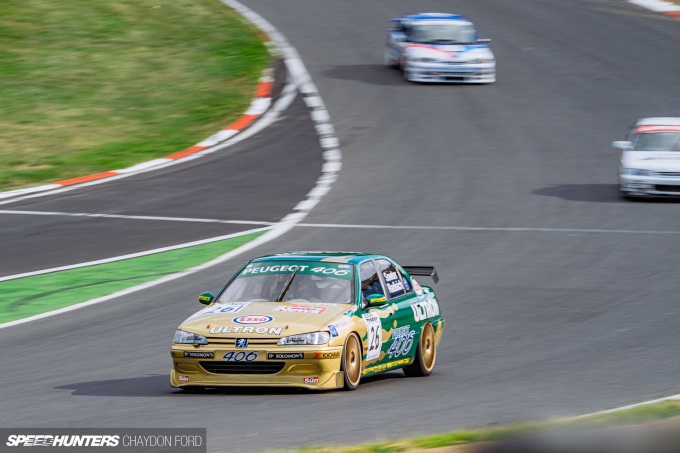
(402, 266, 439, 284)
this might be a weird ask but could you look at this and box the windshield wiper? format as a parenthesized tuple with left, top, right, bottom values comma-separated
(276, 267, 299, 302)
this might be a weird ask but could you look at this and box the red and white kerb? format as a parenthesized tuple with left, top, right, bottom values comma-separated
(627, 0, 680, 19)
(1, 68, 275, 198)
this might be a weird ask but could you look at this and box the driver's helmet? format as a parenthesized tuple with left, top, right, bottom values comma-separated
(287, 274, 319, 301)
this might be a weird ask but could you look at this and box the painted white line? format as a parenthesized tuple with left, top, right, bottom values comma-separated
(294, 223, 680, 235)
(311, 109, 330, 122)
(323, 149, 341, 161)
(0, 209, 275, 225)
(303, 96, 323, 109)
(5, 210, 677, 236)
(0, 227, 271, 283)
(573, 393, 680, 419)
(320, 137, 340, 148)
(294, 198, 320, 212)
(306, 186, 331, 197)
(0, 0, 343, 329)
(321, 162, 342, 173)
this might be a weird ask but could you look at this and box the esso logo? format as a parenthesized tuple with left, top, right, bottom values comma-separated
(233, 315, 273, 325)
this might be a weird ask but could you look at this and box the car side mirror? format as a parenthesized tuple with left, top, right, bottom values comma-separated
(366, 294, 387, 306)
(477, 38, 491, 43)
(198, 292, 214, 305)
(612, 141, 633, 151)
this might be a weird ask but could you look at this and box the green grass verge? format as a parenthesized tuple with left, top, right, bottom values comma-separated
(0, 230, 265, 323)
(0, 0, 269, 190)
(272, 400, 680, 453)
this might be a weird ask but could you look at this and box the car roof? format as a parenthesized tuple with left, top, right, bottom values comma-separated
(252, 251, 384, 264)
(636, 117, 680, 126)
(403, 12, 472, 24)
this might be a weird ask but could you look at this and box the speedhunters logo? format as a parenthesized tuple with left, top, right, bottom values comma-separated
(1, 429, 206, 452)
(7, 435, 119, 447)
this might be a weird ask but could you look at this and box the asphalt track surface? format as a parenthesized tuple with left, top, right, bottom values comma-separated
(2, 0, 680, 451)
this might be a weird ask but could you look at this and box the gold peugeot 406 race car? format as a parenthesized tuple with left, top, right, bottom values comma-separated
(170, 252, 444, 390)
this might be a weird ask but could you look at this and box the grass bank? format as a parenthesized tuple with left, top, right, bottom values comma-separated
(0, 0, 269, 190)
(0, 230, 265, 324)
(274, 400, 680, 453)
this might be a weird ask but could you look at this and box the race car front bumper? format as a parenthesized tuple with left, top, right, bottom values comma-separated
(404, 62, 496, 83)
(619, 174, 680, 197)
(170, 345, 344, 390)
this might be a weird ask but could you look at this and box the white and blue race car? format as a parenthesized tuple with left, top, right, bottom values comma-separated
(613, 117, 680, 198)
(385, 13, 496, 83)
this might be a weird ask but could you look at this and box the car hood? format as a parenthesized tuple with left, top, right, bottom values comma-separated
(179, 301, 353, 337)
(405, 43, 493, 60)
(623, 151, 680, 171)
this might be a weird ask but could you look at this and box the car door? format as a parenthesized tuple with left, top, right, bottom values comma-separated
(359, 259, 417, 374)
(373, 258, 419, 366)
(358, 260, 387, 368)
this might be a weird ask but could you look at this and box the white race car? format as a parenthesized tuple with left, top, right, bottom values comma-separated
(384, 13, 496, 83)
(613, 117, 680, 198)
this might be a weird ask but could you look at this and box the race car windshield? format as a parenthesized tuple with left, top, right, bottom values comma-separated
(411, 23, 477, 44)
(632, 132, 680, 151)
(218, 261, 354, 304)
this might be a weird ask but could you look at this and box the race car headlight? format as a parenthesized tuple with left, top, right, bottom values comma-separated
(622, 168, 654, 176)
(468, 58, 495, 64)
(174, 329, 208, 345)
(277, 331, 330, 345)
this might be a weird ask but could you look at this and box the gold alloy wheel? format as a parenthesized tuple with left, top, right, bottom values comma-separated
(404, 322, 436, 377)
(343, 333, 362, 389)
(420, 323, 436, 372)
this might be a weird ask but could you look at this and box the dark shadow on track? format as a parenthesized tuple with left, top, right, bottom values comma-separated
(322, 64, 495, 88)
(533, 184, 623, 203)
(360, 371, 407, 386)
(56, 375, 310, 397)
(534, 184, 680, 203)
(56, 371, 410, 397)
(619, 196, 680, 203)
(322, 64, 407, 86)
(56, 375, 173, 397)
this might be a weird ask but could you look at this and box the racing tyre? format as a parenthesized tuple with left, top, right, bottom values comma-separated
(341, 333, 362, 390)
(384, 48, 396, 68)
(402, 65, 413, 82)
(619, 189, 638, 201)
(403, 323, 436, 377)
(401, 58, 414, 82)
